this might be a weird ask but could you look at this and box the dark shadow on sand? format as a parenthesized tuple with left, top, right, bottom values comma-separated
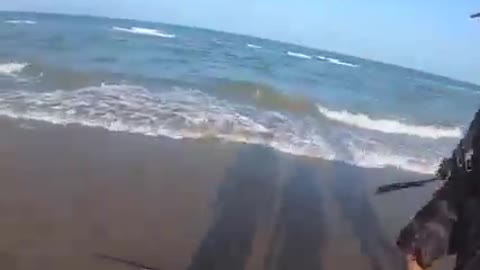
(331, 164, 404, 270)
(187, 146, 279, 270)
(266, 162, 326, 270)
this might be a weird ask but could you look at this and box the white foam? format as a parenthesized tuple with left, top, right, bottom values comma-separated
(112, 26, 175, 38)
(316, 103, 462, 139)
(286, 51, 312, 59)
(0, 84, 448, 174)
(4, 20, 37, 25)
(247, 44, 262, 49)
(348, 142, 438, 174)
(0, 62, 29, 76)
(326, 57, 358, 67)
(316, 55, 327, 60)
(0, 85, 336, 161)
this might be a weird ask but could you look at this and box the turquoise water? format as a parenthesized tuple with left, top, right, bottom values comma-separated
(1, 11, 479, 173)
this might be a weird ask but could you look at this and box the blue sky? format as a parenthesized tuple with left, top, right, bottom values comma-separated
(2, 0, 480, 84)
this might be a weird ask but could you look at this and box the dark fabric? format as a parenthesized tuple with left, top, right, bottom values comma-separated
(396, 197, 457, 268)
(451, 199, 480, 270)
(396, 108, 480, 270)
(463, 253, 480, 270)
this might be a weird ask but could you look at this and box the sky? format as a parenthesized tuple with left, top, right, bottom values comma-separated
(2, 0, 480, 84)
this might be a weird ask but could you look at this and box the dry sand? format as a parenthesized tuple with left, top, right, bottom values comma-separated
(0, 118, 454, 270)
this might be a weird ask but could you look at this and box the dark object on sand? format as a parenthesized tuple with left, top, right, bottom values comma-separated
(375, 177, 438, 194)
(376, 150, 458, 194)
(375, 157, 454, 194)
(395, 108, 480, 270)
(93, 253, 162, 270)
(471, 12, 480, 19)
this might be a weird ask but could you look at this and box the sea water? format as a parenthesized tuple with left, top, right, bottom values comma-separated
(1, 11, 479, 174)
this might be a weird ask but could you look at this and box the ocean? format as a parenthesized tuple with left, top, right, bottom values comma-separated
(1, 11, 479, 174)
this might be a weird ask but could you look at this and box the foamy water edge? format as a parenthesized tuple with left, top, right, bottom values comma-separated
(0, 84, 440, 174)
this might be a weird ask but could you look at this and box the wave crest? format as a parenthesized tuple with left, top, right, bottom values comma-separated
(0, 62, 29, 76)
(247, 44, 262, 49)
(5, 20, 37, 25)
(316, 104, 462, 139)
(112, 26, 175, 38)
(325, 57, 358, 68)
(211, 80, 315, 114)
(286, 51, 312, 59)
(316, 55, 358, 67)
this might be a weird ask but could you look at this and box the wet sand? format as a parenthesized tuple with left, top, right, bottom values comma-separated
(0, 118, 454, 270)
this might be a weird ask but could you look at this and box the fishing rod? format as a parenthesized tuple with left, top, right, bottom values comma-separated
(377, 12, 479, 195)
(375, 177, 439, 194)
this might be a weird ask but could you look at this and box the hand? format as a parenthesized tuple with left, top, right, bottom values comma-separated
(406, 255, 424, 270)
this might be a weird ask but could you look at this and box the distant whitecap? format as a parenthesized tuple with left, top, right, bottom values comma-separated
(5, 20, 37, 25)
(112, 26, 176, 38)
(286, 51, 312, 59)
(247, 44, 262, 49)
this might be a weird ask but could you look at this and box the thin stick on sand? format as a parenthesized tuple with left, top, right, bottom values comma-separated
(93, 253, 162, 270)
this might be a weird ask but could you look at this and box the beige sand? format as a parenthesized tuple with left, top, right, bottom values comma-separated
(0, 118, 453, 270)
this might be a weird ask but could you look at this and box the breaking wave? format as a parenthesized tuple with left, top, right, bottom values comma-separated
(112, 26, 176, 38)
(4, 20, 37, 25)
(209, 79, 315, 114)
(247, 44, 262, 49)
(326, 57, 358, 67)
(0, 62, 29, 76)
(348, 142, 439, 174)
(316, 104, 462, 139)
(316, 55, 358, 67)
(286, 51, 312, 59)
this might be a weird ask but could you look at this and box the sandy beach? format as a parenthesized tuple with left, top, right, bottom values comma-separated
(0, 118, 454, 270)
